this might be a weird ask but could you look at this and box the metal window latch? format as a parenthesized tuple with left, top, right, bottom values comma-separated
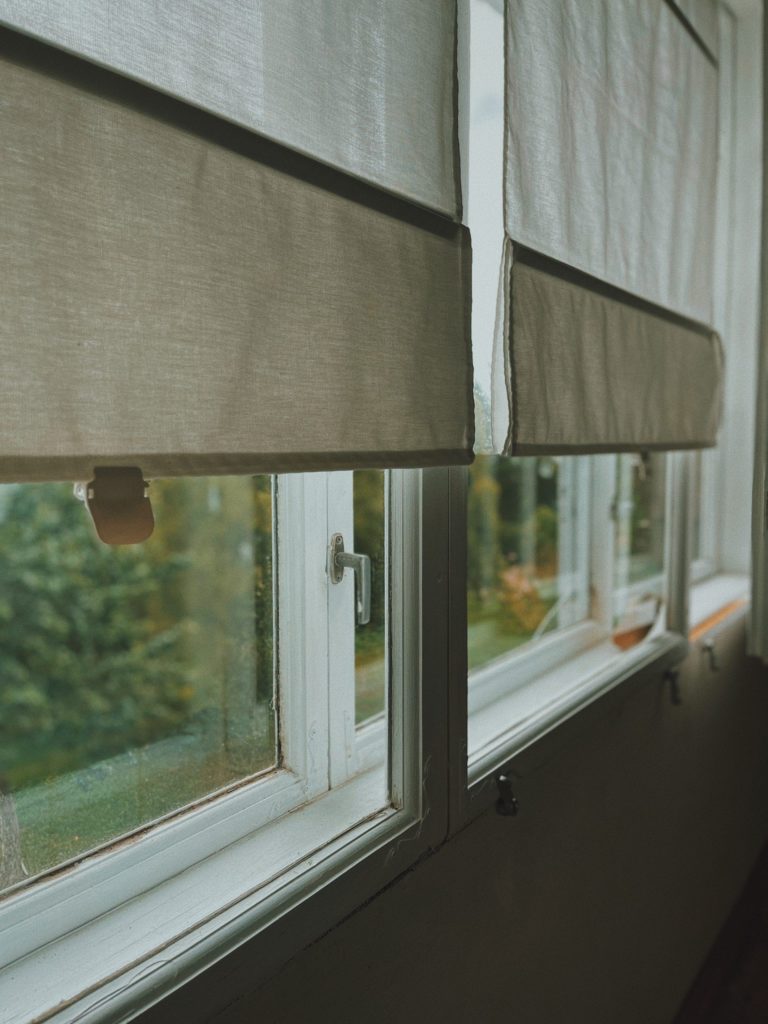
(495, 773, 520, 817)
(664, 668, 682, 706)
(327, 533, 371, 626)
(702, 638, 720, 672)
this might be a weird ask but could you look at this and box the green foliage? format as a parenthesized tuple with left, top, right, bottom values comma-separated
(0, 484, 190, 787)
(534, 504, 558, 577)
(467, 456, 561, 615)
(467, 457, 502, 604)
(353, 471, 386, 666)
(0, 477, 275, 790)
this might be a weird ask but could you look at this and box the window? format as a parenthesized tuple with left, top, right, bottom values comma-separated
(0, 470, 396, 898)
(467, 454, 589, 671)
(0, 475, 277, 888)
(612, 453, 667, 646)
(465, 453, 669, 672)
(0, 468, 445, 1023)
(462, 448, 682, 788)
(466, 452, 671, 762)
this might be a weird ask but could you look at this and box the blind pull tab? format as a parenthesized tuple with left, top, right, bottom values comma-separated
(75, 466, 154, 545)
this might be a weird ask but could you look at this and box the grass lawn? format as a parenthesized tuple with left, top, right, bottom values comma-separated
(12, 714, 274, 879)
(468, 618, 534, 671)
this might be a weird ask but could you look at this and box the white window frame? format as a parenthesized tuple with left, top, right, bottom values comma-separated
(467, 451, 672, 709)
(347, 471, 389, 774)
(690, 448, 720, 584)
(0, 468, 446, 1023)
(467, 456, 599, 714)
(464, 453, 682, 782)
(450, 452, 690, 827)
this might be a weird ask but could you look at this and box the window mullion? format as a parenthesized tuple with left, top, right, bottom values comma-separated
(326, 471, 358, 787)
(556, 456, 590, 629)
(276, 472, 331, 798)
(665, 451, 693, 638)
(699, 448, 721, 570)
(590, 455, 617, 634)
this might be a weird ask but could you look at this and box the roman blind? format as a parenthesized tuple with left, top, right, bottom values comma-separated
(498, 0, 723, 454)
(0, 10, 471, 491)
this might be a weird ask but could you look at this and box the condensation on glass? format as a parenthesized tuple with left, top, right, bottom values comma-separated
(467, 455, 590, 671)
(0, 476, 275, 892)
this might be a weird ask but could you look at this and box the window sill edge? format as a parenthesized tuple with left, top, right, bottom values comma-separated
(466, 630, 688, 817)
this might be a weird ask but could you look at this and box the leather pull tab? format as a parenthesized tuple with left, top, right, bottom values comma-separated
(83, 467, 154, 545)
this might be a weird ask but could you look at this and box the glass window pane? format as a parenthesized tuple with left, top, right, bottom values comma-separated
(612, 453, 666, 647)
(467, 455, 589, 672)
(0, 476, 275, 892)
(353, 470, 386, 726)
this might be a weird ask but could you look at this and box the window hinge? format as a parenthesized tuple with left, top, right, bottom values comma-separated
(495, 773, 520, 817)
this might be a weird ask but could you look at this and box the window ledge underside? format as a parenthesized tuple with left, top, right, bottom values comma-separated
(0, 768, 396, 1024)
(468, 630, 688, 790)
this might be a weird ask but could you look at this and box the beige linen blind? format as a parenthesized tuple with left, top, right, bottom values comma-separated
(0, 28, 472, 485)
(498, 0, 723, 455)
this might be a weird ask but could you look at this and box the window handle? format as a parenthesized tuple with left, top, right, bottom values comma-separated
(327, 532, 371, 626)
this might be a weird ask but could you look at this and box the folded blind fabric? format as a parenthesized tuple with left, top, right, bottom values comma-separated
(497, 0, 723, 454)
(669, 0, 719, 58)
(505, 248, 723, 454)
(0, 37, 472, 483)
(0, 0, 458, 218)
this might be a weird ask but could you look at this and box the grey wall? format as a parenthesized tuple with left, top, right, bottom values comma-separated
(144, 613, 768, 1024)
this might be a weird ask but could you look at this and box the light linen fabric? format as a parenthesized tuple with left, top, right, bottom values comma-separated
(0, 0, 458, 217)
(504, 253, 723, 454)
(465, 0, 506, 453)
(0, 45, 472, 483)
(505, 0, 718, 325)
